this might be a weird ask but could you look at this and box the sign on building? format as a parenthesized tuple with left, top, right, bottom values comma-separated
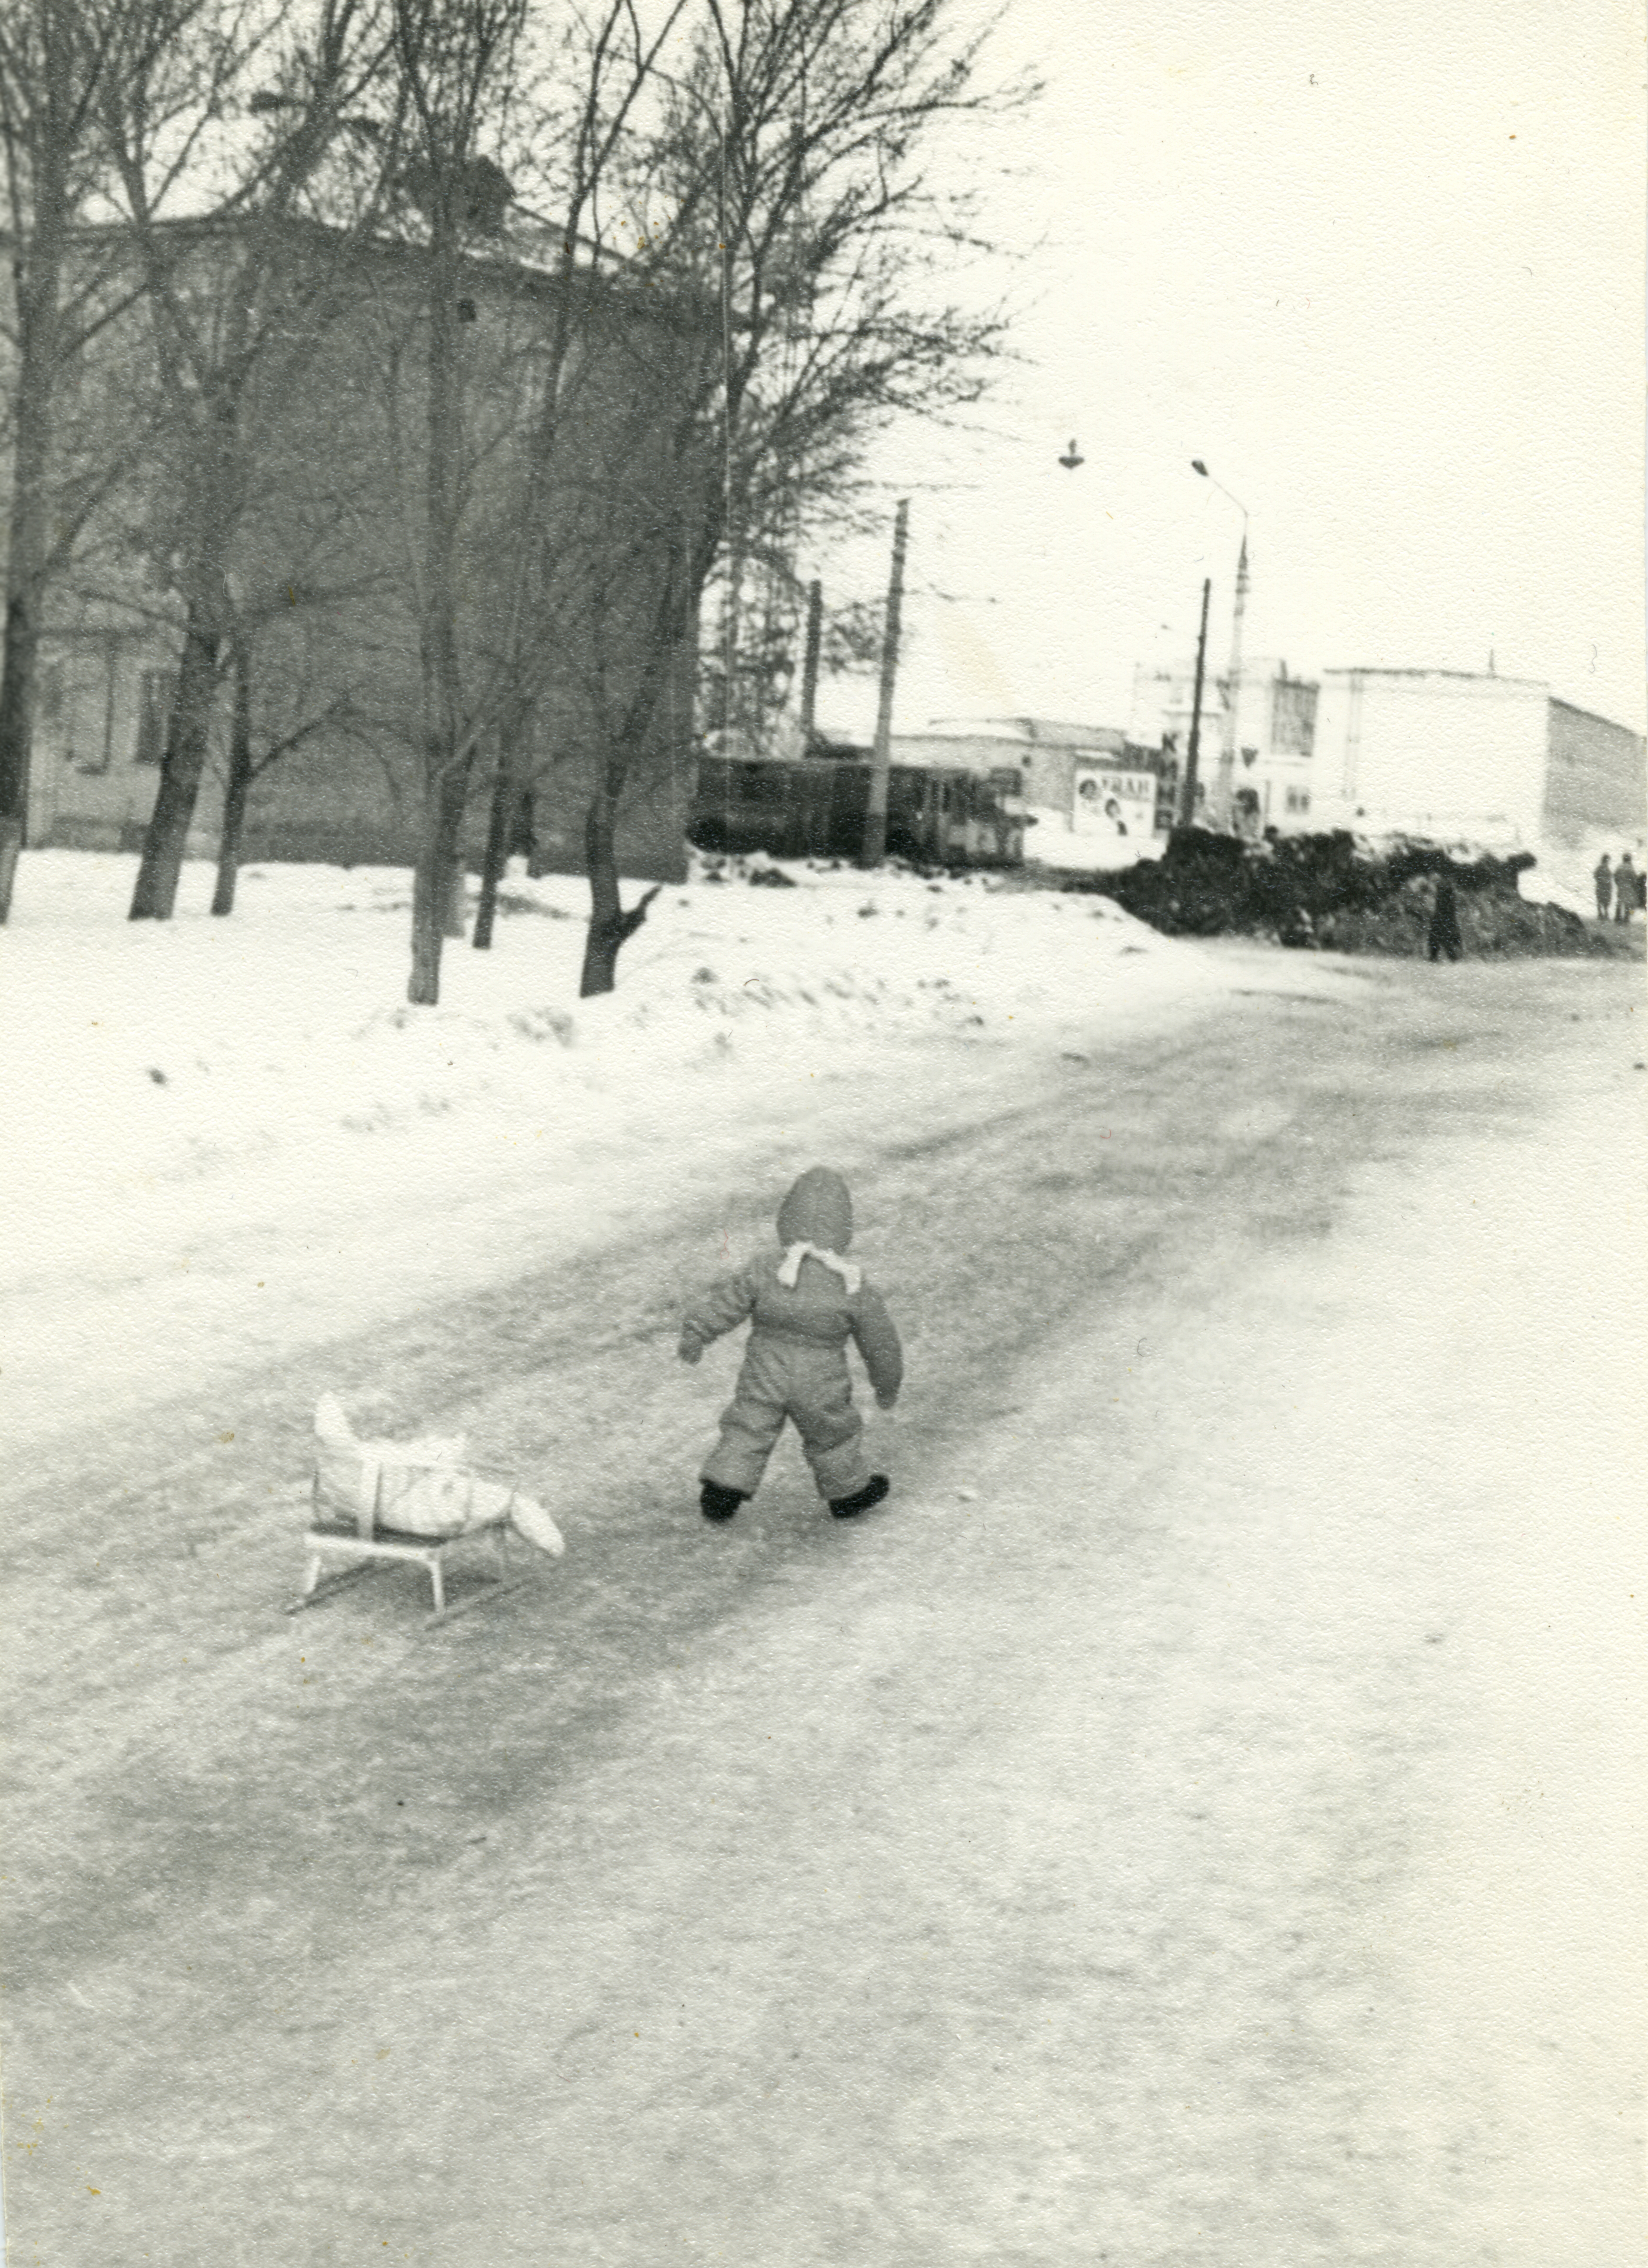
(1072, 764, 1157, 840)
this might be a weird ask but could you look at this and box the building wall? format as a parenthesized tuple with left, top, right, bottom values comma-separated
(15, 225, 706, 883)
(27, 630, 191, 853)
(1542, 699, 1646, 844)
(1310, 670, 1550, 840)
(33, 650, 694, 882)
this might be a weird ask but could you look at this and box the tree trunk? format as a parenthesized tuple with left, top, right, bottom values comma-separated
(210, 636, 253, 917)
(444, 851, 467, 938)
(408, 758, 470, 1003)
(0, 816, 21, 922)
(0, 607, 40, 925)
(409, 830, 444, 1005)
(580, 784, 621, 994)
(407, 222, 468, 1004)
(0, 157, 69, 922)
(575, 539, 696, 997)
(128, 602, 223, 920)
(0, 594, 44, 905)
(473, 714, 527, 950)
(578, 775, 660, 997)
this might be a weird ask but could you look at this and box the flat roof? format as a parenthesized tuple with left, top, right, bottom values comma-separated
(916, 717, 1127, 745)
(1320, 667, 1545, 689)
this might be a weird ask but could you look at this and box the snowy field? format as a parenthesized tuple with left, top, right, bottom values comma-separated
(3, 846, 1316, 1449)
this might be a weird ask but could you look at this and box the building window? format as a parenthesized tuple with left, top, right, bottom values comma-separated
(135, 669, 174, 764)
(63, 639, 119, 773)
(1284, 785, 1311, 814)
(1271, 678, 1318, 756)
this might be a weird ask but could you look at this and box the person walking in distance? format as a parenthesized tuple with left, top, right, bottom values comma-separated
(1614, 852, 1638, 924)
(1593, 853, 1613, 920)
(1427, 869, 1463, 963)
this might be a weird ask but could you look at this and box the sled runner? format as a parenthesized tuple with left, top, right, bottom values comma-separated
(286, 1396, 563, 1626)
(288, 1498, 523, 1625)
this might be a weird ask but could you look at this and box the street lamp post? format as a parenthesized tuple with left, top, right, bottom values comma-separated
(1054, 444, 1242, 831)
(1191, 461, 1250, 829)
(1180, 575, 1212, 828)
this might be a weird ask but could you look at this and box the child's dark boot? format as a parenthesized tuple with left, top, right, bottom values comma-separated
(700, 1480, 746, 1523)
(829, 1474, 889, 1520)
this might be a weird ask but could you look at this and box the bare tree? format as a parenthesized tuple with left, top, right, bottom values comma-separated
(378, 0, 531, 1002)
(435, 0, 1020, 1000)
(0, 0, 192, 920)
(514, 364, 704, 995)
(263, 0, 699, 997)
(556, 0, 1024, 993)
(468, 0, 690, 958)
(207, 595, 382, 915)
(98, 0, 397, 921)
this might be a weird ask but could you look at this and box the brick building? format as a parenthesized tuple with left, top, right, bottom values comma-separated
(7, 219, 709, 882)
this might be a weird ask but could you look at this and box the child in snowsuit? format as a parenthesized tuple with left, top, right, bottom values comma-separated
(678, 1166, 903, 1522)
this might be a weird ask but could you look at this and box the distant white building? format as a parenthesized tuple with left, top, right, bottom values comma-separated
(1308, 669, 1646, 847)
(1129, 658, 1318, 830)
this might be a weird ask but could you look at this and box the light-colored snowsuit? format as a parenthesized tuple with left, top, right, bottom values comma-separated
(680, 1167, 903, 1502)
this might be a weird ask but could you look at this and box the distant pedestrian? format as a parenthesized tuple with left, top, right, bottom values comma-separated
(1427, 871, 1463, 963)
(1593, 854, 1614, 919)
(679, 1166, 903, 1523)
(1615, 854, 1638, 924)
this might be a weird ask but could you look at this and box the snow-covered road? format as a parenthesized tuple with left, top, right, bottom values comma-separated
(3, 871, 1643, 2265)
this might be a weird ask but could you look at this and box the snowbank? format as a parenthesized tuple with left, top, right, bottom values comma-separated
(1023, 805, 1161, 873)
(3, 849, 1264, 1443)
(6, 848, 1210, 1229)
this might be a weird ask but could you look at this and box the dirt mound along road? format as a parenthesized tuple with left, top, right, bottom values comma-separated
(1093, 826, 1618, 957)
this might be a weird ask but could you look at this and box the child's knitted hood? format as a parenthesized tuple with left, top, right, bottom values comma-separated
(776, 1167, 853, 1254)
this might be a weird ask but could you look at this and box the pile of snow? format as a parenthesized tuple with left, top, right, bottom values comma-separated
(0, 848, 1260, 1441)
(1023, 806, 1160, 873)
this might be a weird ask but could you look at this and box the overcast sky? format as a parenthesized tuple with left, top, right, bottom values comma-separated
(812, 0, 1645, 742)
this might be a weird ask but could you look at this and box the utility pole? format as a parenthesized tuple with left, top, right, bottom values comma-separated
(798, 577, 823, 751)
(862, 499, 909, 865)
(1214, 531, 1248, 826)
(1179, 575, 1211, 828)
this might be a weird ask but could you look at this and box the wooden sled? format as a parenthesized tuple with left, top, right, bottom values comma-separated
(286, 1444, 536, 1627)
